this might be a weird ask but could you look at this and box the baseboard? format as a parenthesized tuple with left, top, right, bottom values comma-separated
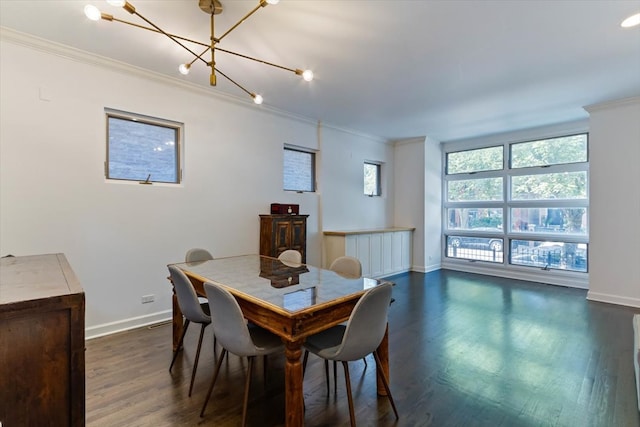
(85, 309, 172, 340)
(586, 291, 640, 309)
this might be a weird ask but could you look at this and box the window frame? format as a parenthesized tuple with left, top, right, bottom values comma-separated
(443, 132, 589, 276)
(105, 108, 183, 185)
(364, 161, 382, 197)
(283, 145, 316, 193)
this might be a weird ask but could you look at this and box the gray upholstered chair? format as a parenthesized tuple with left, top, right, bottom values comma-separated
(329, 256, 362, 278)
(328, 255, 367, 383)
(185, 248, 214, 263)
(168, 265, 212, 397)
(200, 282, 284, 426)
(302, 282, 398, 426)
(278, 249, 302, 264)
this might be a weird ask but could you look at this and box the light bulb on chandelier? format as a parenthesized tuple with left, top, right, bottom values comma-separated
(252, 94, 264, 105)
(178, 64, 191, 75)
(85, 0, 313, 106)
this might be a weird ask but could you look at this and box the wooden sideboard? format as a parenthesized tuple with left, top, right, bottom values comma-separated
(0, 253, 85, 426)
(324, 227, 414, 278)
(259, 214, 309, 263)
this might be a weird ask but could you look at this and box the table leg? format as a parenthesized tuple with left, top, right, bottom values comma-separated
(284, 340, 304, 427)
(172, 290, 183, 352)
(376, 324, 389, 396)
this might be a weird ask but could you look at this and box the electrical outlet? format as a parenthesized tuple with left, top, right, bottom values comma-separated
(141, 294, 155, 304)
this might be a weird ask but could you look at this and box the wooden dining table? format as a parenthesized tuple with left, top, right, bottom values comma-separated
(169, 254, 391, 427)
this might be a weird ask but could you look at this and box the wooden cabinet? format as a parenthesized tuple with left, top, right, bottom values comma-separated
(0, 253, 85, 426)
(324, 227, 414, 278)
(260, 214, 309, 263)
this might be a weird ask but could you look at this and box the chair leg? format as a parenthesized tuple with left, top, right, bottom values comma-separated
(188, 323, 208, 397)
(263, 355, 268, 387)
(325, 359, 331, 396)
(362, 356, 368, 368)
(333, 360, 338, 395)
(372, 350, 399, 420)
(302, 349, 309, 376)
(342, 361, 356, 427)
(169, 319, 190, 372)
(200, 348, 227, 417)
(242, 356, 255, 427)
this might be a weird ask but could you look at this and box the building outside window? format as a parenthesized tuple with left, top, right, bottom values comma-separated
(106, 109, 182, 184)
(283, 145, 315, 192)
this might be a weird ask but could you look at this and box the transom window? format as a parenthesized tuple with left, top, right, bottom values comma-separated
(106, 109, 182, 184)
(444, 133, 589, 273)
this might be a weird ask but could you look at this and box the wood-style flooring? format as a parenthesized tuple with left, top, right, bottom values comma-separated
(85, 270, 640, 426)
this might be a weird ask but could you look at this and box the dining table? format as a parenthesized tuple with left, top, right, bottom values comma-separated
(169, 254, 392, 427)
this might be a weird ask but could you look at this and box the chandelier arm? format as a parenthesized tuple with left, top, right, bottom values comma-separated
(214, 46, 298, 74)
(109, 17, 210, 48)
(129, 10, 205, 63)
(215, 67, 253, 98)
(216, 3, 263, 43)
(190, 46, 212, 67)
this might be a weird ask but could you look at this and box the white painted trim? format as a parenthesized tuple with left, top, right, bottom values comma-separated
(441, 261, 589, 289)
(586, 291, 640, 309)
(584, 96, 640, 113)
(85, 310, 172, 340)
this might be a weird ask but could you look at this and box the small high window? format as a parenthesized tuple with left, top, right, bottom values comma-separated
(364, 162, 381, 196)
(283, 146, 315, 192)
(106, 109, 182, 184)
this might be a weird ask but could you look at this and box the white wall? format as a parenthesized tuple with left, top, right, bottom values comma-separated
(586, 97, 640, 307)
(0, 33, 396, 336)
(320, 125, 394, 234)
(392, 137, 443, 273)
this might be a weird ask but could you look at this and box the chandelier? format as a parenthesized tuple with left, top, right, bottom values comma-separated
(84, 0, 314, 105)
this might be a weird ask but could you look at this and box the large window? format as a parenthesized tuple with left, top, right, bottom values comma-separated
(444, 133, 589, 273)
(106, 109, 182, 184)
(283, 146, 315, 192)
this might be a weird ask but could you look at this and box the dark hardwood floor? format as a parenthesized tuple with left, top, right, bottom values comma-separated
(86, 270, 640, 426)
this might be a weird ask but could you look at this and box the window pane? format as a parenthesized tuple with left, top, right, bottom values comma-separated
(447, 146, 503, 174)
(511, 134, 587, 168)
(364, 163, 380, 196)
(447, 178, 503, 202)
(510, 240, 587, 272)
(447, 208, 503, 230)
(284, 148, 315, 192)
(510, 208, 587, 234)
(511, 172, 587, 200)
(108, 116, 179, 183)
(446, 235, 504, 262)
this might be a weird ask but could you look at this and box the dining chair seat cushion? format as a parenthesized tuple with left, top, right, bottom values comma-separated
(247, 324, 285, 354)
(304, 325, 346, 360)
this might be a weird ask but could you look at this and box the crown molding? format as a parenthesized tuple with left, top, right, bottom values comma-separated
(584, 95, 640, 113)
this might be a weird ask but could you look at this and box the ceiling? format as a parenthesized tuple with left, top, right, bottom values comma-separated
(1, 1, 639, 142)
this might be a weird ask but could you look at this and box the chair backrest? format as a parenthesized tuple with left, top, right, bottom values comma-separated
(203, 282, 259, 357)
(334, 282, 393, 361)
(185, 248, 214, 263)
(168, 265, 211, 324)
(278, 249, 302, 264)
(329, 256, 362, 278)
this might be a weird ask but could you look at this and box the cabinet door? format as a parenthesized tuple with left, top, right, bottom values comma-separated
(391, 231, 404, 273)
(400, 231, 412, 270)
(290, 218, 307, 252)
(274, 220, 291, 253)
(356, 234, 371, 277)
(369, 233, 384, 277)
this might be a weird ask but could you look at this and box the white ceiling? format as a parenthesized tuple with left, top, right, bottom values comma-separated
(1, 0, 639, 142)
